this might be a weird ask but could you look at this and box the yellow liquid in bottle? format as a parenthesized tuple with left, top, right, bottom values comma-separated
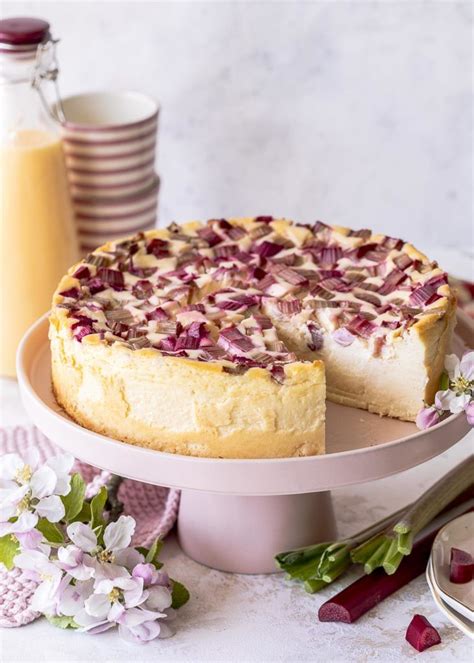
(0, 129, 79, 377)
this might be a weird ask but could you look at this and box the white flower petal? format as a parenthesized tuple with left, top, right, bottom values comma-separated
(444, 354, 460, 379)
(0, 483, 29, 515)
(460, 351, 474, 381)
(119, 619, 162, 643)
(449, 392, 471, 413)
(93, 561, 130, 582)
(23, 448, 40, 472)
(108, 601, 125, 623)
(434, 389, 455, 411)
(114, 547, 144, 571)
(0, 454, 23, 481)
(14, 549, 51, 572)
(145, 586, 173, 612)
(74, 608, 108, 629)
(35, 495, 65, 522)
(30, 466, 57, 500)
(104, 515, 136, 552)
(58, 579, 94, 616)
(13, 511, 38, 533)
(85, 593, 111, 619)
(46, 455, 74, 496)
(119, 607, 158, 628)
(67, 522, 97, 552)
(94, 579, 115, 595)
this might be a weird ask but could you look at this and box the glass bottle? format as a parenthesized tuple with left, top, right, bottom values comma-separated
(0, 17, 79, 377)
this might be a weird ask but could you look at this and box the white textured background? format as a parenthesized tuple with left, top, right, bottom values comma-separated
(2, 1, 473, 258)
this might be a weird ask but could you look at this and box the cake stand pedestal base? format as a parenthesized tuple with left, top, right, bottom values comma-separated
(177, 490, 337, 574)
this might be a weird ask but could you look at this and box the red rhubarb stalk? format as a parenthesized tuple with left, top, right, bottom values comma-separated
(318, 507, 473, 623)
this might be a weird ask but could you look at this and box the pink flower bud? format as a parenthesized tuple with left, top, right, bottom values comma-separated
(416, 406, 440, 430)
(465, 401, 474, 426)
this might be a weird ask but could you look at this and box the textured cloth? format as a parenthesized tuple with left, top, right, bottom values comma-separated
(0, 426, 180, 628)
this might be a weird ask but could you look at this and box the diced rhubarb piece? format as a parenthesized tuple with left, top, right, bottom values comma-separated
(382, 236, 404, 250)
(405, 615, 441, 652)
(146, 307, 169, 321)
(59, 287, 80, 299)
(147, 237, 169, 256)
(97, 268, 125, 290)
(319, 247, 343, 265)
(217, 327, 254, 354)
(277, 299, 302, 315)
(354, 291, 381, 307)
(450, 547, 473, 583)
(378, 269, 407, 296)
(409, 284, 437, 307)
(271, 265, 308, 286)
(73, 265, 91, 280)
(346, 315, 377, 338)
(196, 225, 222, 247)
(307, 323, 323, 351)
(255, 241, 284, 258)
(349, 228, 371, 239)
(215, 245, 238, 258)
(255, 215, 274, 223)
(393, 254, 412, 270)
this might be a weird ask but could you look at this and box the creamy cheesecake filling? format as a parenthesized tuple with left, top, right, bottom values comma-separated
(55, 217, 453, 385)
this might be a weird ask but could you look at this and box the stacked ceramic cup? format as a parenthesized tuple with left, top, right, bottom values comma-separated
(57, 92, 159, 254)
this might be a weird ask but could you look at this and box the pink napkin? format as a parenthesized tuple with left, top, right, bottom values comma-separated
(0, 426, 180, 628)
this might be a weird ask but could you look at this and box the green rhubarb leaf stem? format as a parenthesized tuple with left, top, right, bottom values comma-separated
(397, 530, 414, 555)
(304, 578, 328, 594)
(383, 551, 405, 575)
(393, 458, 473, 538)
(364, 539, 391, 574)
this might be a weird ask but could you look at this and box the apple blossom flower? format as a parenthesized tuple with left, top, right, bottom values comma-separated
(132, 563, 172, 612)
(0, 450, 74, 529)
(465, 401, 474, 426)
(14, 549, 65, 613)
(436, 352, 474, 414)
(57, 545, 95, 581)
(415, 406, 441, 430)
(67, 515, 143, 580)
(416, 351, 473, 430)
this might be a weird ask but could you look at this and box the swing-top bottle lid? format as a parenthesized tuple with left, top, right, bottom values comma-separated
(0, 17, 50, 52)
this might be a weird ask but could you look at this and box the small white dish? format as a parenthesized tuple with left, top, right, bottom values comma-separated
(430, 513, 474, 621)
(426, 558, 473, 639)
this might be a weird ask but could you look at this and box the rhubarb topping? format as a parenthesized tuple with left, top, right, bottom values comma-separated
(57, 218, 451, 381)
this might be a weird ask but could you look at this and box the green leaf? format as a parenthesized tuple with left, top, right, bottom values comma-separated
(145, 537, 163, 564)
(46, 614, 78, 629)
(439, 371, 449, 391)
(170, 580, 190, 609)
(61, 473, 86, 522)
(36, 519, 64, 544)
(0, 534, 19, 570)
(70, 502, 91, 524)
(90, 487, 107, 529)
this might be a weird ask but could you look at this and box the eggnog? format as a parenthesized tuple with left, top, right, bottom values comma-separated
(0, 129, 78, 376)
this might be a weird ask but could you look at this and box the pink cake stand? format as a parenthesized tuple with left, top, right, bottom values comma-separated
(17, 313, 472, 574)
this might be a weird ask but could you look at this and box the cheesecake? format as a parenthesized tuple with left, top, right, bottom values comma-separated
(49, 217, 456, 458)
